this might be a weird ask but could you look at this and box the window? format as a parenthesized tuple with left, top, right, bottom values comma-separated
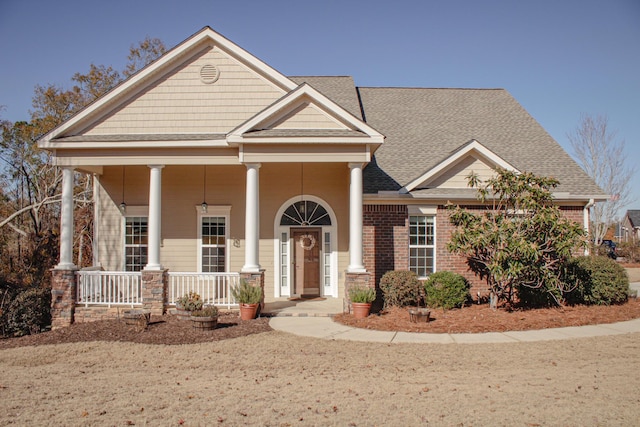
(124, 216, 148, 271)
(201, 216, 226, 272)
(409, 215, 435, 277)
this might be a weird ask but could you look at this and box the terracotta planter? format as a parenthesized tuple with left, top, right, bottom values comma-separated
(351, 302, 372, 319)
(239, 303, 259, 320)
(190, 315, 218, 331)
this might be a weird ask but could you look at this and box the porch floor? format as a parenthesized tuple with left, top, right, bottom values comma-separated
(263, 297, 344, 317)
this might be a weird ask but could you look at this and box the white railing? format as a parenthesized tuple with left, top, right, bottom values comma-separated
(76, 271, 142, 307)
(168, 272, 240, 309)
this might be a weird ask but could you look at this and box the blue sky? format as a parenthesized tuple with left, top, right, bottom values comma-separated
(1, 0, 638, 216)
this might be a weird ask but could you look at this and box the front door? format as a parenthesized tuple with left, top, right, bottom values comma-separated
(292, 228, 321, 297)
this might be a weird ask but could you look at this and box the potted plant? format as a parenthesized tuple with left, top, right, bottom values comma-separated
(175, 291, 203, 321)
(348, 285, 376, 319)
(231, 281, 262, 320)
(190, 305, 219, 330)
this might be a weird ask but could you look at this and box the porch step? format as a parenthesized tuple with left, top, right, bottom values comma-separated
(262, 298, 343, 317)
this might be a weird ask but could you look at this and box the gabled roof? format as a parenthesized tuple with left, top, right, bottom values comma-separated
(228, 83, 383, 145)
(359, 87, 607, 199)
(627, 210, 640, 228)
(402, 139, 518, 193)
(39, 26, 298, 147)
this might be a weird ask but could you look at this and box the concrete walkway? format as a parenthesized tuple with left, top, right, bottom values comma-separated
(266, 283, 640, 344)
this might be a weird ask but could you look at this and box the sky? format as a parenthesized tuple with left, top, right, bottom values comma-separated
(1, 0, 639, 217)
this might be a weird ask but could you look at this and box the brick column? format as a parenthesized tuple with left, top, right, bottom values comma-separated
(240, 270, 265, 312)
(50, 268, 78, 329)
(343, 271, 372, 313)
(141, 269, 167, 315)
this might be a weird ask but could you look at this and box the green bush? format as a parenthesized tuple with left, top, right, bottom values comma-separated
(565, 256, 629, 305)
(424, 271, 470, 310)
(379, 270, 422, 308)
(231, 280, 262, 304)
(7, 286, 51, 336)
(348, 285, 376, 303)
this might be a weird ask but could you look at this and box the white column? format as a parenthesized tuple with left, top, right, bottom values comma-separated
(242, 163, 261, 272)
(56, 167, 77, 270)
(145, 165, 164, 270)
(348, 163, 366, 272)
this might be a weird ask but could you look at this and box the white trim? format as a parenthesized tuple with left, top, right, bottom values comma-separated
(408, 205, 437, 215)
(121, 207, 149, 272)
(196, 205, 232, 273)
(402, 139, 519, 193)
(273, 195, 338, 298)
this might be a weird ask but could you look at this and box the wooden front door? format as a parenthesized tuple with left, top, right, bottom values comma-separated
(292, 228, 321, 297)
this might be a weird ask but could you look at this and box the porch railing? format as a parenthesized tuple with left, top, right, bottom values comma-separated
(76, 271, 142, 307)
(168, 272, 240, 309)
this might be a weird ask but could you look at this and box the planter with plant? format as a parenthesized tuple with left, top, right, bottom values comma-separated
(175, 291, 203, 321)
(231, 281, 263, 320)
(190, 305, 219, 330)
(348, 285, 376, 319)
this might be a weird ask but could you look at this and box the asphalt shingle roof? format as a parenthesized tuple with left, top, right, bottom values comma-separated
(627, 210, 640, 228)
(357, 87, 606, 197)
(289, 76, 363, 119)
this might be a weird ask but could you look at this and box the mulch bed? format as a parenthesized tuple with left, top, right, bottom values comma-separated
(334, 298, 640, 333)
(0, 312, 271, 350)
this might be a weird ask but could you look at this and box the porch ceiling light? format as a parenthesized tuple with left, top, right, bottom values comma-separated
(119, 201, 127, 214)
(201, 201, 208, 213)
(202, 166, 208, 213)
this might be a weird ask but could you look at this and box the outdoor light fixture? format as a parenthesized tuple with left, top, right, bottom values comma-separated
(201, 166, 208, 213)
(120, 166, 126, 214)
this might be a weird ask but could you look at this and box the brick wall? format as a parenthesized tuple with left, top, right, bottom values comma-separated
(363, 205, 409, 288)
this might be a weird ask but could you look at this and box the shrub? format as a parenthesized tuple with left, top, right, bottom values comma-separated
(424, 271, 470, 310)
(7, 286, 51, 336)
(191, 305, 219, 317)
(379, 270, 421, 308)
(231, 281, 262, 304)
(618, 241, 640, 263)
(176, 291, 203, 311)
(565, 256, 629, 305)
(348, 285, 376, 303)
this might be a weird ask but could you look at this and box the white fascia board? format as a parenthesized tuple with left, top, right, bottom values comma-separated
(227, 135, 384, 145)
(38, 27, 298, 146)
(228, 83, 384, 141)
(402, 139, 518, 192)
(41, 139, 231, 150)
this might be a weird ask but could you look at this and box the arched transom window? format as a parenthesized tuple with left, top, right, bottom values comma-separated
(280, 200, 332, 226)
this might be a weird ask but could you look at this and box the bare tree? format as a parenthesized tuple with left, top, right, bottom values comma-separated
(568, 114, 636, 245)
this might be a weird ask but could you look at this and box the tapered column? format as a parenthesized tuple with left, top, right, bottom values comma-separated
(348, 163, 366, 272)
(145, 165, 164, 270)
(56, 167, 77, 270)
(242, 163, 261, 272)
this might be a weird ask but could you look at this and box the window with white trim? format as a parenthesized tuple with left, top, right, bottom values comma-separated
(124, 216, 148, 271)
(197, 206, 231, 273)
(409, 215, 435, 277)
(201, 216, 226, 272)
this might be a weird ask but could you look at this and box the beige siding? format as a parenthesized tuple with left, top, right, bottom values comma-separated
(427, 155, 495, 188)
(95, 163, 351, 302)
(271, 103, 347, 130)
(56, 147, 240, 167)
(84, 45, 285, 135)
(241, 144, 368, 163)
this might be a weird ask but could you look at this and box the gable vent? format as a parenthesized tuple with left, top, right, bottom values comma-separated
(200, 64, 220, 84)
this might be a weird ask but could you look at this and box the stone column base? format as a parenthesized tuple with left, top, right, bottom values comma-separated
(344, 271, 372, 313)
(50, 268, 78, 329)
(141, 269, 167, 315)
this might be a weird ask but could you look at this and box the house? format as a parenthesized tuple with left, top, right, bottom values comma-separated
(622, 210, 640, 242)
(38, 27, 606, 327)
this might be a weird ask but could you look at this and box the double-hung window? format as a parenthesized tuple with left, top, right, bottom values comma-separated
(198, 206, 231, 272)
(409, 214, 435, 277)
(124, 216, 148, 271)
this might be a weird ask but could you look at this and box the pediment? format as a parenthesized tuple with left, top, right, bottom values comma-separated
(228, 83, 384, 144)
(40, 27, 299, 148)
(403, 140, 518, 192)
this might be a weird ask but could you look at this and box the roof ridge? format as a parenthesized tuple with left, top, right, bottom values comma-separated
(357, 87, 505, 91)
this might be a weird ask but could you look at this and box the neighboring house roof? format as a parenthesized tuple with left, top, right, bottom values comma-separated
(358, 87, 606, 199)
(627, 210, 640, 228)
